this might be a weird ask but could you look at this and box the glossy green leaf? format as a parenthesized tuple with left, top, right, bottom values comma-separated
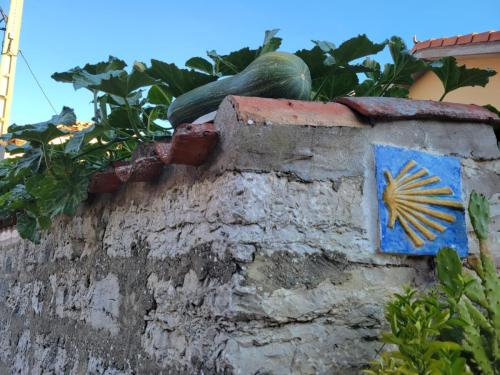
(16, 211, 40, 243)
(52, 56, 127, 90)
(26, 160, 89, 218)
(315, 68, 358, 100)
(295, 45, 328, 81)
(380, 36, 427, 86)
(185, 57, 214, 75)
(329, 34, 386, 66)
(312, 40, 336, 53)
(148, 59, 216, 97)
(147, 84, 173, 106)
(259, 29, 282, 55)
(207, 47, 256, 76)
(89, 69, 156, 98)
(363, 58, 381, 80)
(431, 57, 496, 101)
(64, 124, 98, 154)
(6, 107, 75, 144)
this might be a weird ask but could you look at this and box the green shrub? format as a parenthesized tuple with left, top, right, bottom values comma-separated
(366, 192, 499, 374)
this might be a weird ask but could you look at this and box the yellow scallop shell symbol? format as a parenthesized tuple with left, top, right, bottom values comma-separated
(383, 160, 463, 247)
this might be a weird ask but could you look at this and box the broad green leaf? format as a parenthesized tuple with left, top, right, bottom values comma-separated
(379, 37, 427, 86)
(296, 46, 358, 100)
(431, 57, 496, 101)
(6, 107, 75, 144)
(259, 29, 282, 55)
(206, 29, 281, 75)
(71, 69, 123, 91)
(64, 124, 98, 155)
(312, 40, 336, 53)
(363, 58, 381, 80)
(108, 91, 144, 106)
(5, 143, 31, 155)
(329, 34, 386, 66)
(315, 68, 358, 100)
(89, 69, 156, 98)
(147, 84, 173, 106)
(106, 107, 133, 129)
(6, 184, 31, 210)
(16, 211, 40, 243)
(207, 47, 256, 76)
(185, 57, 214, 75)
(52, 56, 127, 90)
(12, 153, 42, 178)
(26, 160, 89, 218)
(148, 59, 216, 97)
(295, 46, 329, 81)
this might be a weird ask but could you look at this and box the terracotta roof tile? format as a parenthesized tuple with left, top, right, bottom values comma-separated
(414, 40, 431, 50)
(472, 31, 491, 43)
(442, 36, 458, 46)
(226, 95, 367, 128)
(411, 30, 499, 53)
(457, 33, 474, 45)
(490, 31, 500, 41)
(335, 97, 500, 124)
(430, 38, 444, 48)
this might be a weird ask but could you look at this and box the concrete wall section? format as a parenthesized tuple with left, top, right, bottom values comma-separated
(0, 98, 499, 374)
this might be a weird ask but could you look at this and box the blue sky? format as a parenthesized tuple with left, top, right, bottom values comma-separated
(4, 0, 500, 125)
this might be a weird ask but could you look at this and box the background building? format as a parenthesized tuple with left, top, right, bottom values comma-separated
(409, 31, 500, 108)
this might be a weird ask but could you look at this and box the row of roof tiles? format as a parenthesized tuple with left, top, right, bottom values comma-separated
(412, 30, 500, 52)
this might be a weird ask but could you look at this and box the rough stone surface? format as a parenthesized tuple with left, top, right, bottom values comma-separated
(0, 98, 499, 374)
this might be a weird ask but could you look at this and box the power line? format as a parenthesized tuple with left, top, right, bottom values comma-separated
(18, 49, 58, 114)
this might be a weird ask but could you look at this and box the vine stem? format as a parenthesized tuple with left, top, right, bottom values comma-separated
(92, 90, 99, 122)
(71, 138, 126, 160)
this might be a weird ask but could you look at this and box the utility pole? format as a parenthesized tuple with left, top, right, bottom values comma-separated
(0, 0, 24, 137)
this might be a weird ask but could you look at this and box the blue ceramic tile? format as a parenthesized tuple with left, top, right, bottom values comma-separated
(375, 145, 468, 256)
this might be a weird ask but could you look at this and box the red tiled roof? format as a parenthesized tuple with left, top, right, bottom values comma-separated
(412, 30, 500, 53)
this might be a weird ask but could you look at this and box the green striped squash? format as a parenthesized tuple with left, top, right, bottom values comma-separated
(167, 52, 312, 127)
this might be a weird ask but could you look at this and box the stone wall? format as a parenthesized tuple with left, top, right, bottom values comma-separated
(0, 97, 499, 374)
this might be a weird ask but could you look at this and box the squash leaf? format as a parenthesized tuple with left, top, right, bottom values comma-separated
(88, 68, 156, 98)
(357, 37, 426, 97)
(296, 35, 386, 100)
(207, 47, 255, 76)
(16, 211, 40, 243)
(5, 107, 75, 144)
(259, 29, 282, 55)
(328, 34, 386, 66)
(185, 57, 213, 75)
(208, 29, 282, 76)
(430, 56, 496, 101)
(314, 68, 358, 100)
(381, 36, 426, 85)
(11, 146, 44, 175)
(147, 84, 173, 106)
(26, 159, 90, 218)
(64, 124, 100, 155)
(52, 56, 127, 90)
(147, 59, 216, 97)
